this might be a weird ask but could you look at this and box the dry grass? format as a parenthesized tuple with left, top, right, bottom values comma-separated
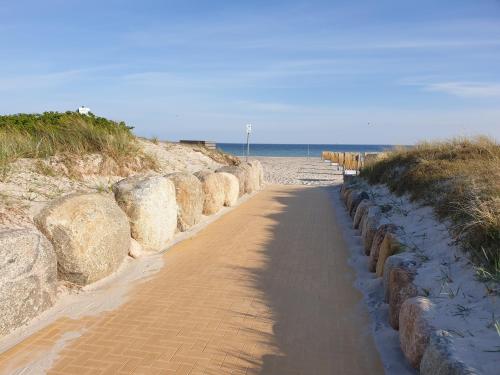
(360, 137, 500, 279)
(0, 111, 158, 176)
(193, 145, 241, 166)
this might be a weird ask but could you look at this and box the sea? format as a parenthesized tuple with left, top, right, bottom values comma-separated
(217, 143, 397, 157)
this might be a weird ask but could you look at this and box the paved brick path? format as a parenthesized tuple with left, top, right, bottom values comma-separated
(0, 185, 383, 375)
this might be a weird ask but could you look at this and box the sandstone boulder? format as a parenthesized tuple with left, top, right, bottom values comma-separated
(389, 266, 419, 329)
(340, 184, 350, 200)
(341, 185, 355, 202)
(420, 330, 479, 375)
(195, 170, 225, 215)
(383, 254, 418, 303)
(243, 162, 261, 192)
(113, 176, 177, 250)
(353, 199, 372, 229)
(369, 224, 398, 272)
(399, 297, 435, 369)
(360, 206, 381, 255)
(349, 191, 369, 217)
(168, 172, 204, 231)
(0, 229, 57, 337)
(35, 193, 130, 285)
(248, 160, 265, 189)
(216, 166, 250, 197)
(217, 172, 239, 207)
(345, 189, 359, 210)
(376, 232, 405, 277)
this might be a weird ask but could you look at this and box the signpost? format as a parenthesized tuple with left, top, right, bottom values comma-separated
(246, 124, 252, 162)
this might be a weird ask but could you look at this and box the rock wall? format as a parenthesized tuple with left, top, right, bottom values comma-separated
(0, 162, 261, 338)
(340, 180, 487, 374)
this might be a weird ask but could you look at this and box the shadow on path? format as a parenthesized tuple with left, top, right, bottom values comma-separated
(225, 186, 384, 375)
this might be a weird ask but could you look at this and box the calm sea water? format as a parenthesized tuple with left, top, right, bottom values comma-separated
(217, 143, 397, 157)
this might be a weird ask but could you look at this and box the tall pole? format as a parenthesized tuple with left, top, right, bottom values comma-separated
(246, 123, 252, 162)
(246, 132, 250, 162)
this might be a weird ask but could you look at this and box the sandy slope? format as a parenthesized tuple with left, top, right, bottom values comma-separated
(0, 140, 223, 230)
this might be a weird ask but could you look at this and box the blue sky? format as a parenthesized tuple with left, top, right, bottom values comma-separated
(1, 0, 499, 144)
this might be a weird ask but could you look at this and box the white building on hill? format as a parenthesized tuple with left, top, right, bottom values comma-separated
(77, 106, 91, 115)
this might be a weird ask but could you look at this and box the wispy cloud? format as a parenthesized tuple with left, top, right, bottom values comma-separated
(0, 65, 123, 91)
(425, 82, 500, 98)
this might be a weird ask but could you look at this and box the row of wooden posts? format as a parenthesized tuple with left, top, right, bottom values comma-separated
(321, 151, 381, 171)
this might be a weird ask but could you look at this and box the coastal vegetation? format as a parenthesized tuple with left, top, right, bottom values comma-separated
(0, 111, 152, 174)
(360, 137, 500, 280)
(0, 111, 138, 164)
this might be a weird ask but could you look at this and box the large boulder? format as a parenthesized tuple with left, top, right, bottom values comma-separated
(217, 172, 239, 207)
(349, 191, 370, 217)
(360, 206, 381, 255)
(248, 160, 264, 189)
(216, 166, 250, 197)
(369, 224, 398, 272)
(168, 172, 204, 232)
(399, 297, 435, 369)
(389, 266, 419, 329)
(376, 232, 405, 277)
(0, 229, 57, 337)
(241, 163, 259, 192)
(383, 254, 418, 303)
(421, 331, 480, 375)
(35, 193, 130, 285)
(341, 185, 356, 202)
(113, 176, 177, 250)
(353, 199, 372, 229)
(345, 189, 359, 210)
(195, 170, 225, 215)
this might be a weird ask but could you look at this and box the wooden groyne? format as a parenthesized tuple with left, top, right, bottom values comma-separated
(321, 151, 385, 173)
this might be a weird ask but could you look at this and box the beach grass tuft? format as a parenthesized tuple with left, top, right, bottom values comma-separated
(360, 137, 500, 279)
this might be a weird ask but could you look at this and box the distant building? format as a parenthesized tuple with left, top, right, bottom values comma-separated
(77, 106, 91, 115)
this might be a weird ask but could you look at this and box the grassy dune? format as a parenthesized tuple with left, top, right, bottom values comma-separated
(0, 111, 158, 176)
(360, 137, 500, 280)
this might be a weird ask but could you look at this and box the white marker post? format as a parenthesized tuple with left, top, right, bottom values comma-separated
(246, 123, 252, 162)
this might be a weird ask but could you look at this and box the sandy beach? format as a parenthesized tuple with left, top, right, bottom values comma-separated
(253, 156, 344, 185)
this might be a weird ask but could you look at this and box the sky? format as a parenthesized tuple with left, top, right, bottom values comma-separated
(0, 0, 499, 144)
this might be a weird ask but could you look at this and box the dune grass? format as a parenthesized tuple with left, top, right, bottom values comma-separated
(0, 111, 156, 175)
(360, 137, 500, 280)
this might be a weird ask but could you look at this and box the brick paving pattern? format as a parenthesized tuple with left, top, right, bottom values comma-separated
(0, 185, 383, 375)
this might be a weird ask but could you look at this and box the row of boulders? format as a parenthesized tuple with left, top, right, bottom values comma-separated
(341, 181, 476, 375)
(0, 161, 264, 337)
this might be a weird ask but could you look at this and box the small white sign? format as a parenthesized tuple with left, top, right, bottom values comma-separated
(246, 123, 252, 134)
